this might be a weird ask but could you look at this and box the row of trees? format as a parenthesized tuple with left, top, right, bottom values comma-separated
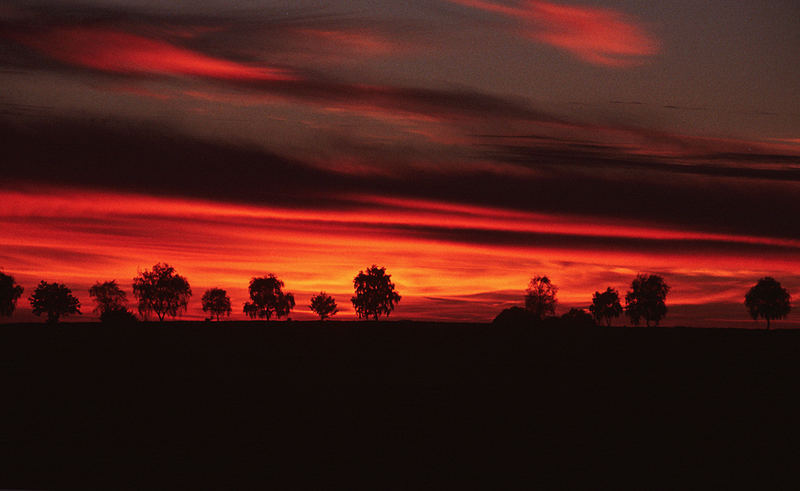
(515, 274, 792, 329)
(0, 264, 401, 324)
(0, 268, 793, 328)
(520, 274, 672, 327)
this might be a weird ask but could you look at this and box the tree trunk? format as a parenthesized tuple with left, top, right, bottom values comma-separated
(766, 318, 771, 330)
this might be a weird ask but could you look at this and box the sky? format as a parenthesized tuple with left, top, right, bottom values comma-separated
(1, 0, 799, 326)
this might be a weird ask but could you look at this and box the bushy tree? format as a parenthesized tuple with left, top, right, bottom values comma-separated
(132, 263, 192, 321)
(590, 287, 623, 327)
(310, 292, 338, 320)
(745, 277, 791, 330)
(625, 274, 670, 327)
(29, 281, 81, 323)
(89, 280, 127, 315)
(243, 274, 295, 321)
(202, 287, 232, 321)
(351, 265, 401, 320)
(524, 275, 557, 321)
(0, 271, 24, 318)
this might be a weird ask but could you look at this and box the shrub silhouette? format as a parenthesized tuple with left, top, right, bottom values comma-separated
(625, 274, 669, 327)
(243, 274, 295, 321)
(89, 280, 127, 316)
(590, 287, 622, 327)
(310, 292, 338, 320)
(524, 275, 557, 321)
(351, 265, 401, 320)
(29, 281, 81, 323)
(132, 263, 192, 321)
(202, 288, 232, 321)
(0, 271, 24, 318)
(492, 306, 537, 325)
(100, 307, 138, 324)
(745, 277, 791, 330)
(561, 308, 595, 326)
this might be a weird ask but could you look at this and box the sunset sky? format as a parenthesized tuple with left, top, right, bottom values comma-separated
(1, 0, 799, 326)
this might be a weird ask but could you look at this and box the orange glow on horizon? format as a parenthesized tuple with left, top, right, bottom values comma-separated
(1, 187, 799, 326)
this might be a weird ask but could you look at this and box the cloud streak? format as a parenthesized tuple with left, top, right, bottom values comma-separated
(9, 26, 296, 81)
(448, 0, 659, 66)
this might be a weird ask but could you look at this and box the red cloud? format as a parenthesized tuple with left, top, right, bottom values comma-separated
(450, 0, 658, 66)
(10, 27, 295, 81)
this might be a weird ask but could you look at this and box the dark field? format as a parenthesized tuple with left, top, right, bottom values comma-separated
(2, 321, 799, 488)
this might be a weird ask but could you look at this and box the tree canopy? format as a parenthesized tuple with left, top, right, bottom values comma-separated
(202, 287, 232, 321)
(524, 275, 558, 321)
(132, 263, 192, 321)
(745, 277, 791, 330)
(590, 287, 623, 327)
(0, 271, 24, 317)
(89, 280, 127, 316)
(243, 274, 295, 321)
(625, 274, 669, 327)
(310, 292, 338, 320)
(351, 265, 401, 320)
(29, 281, 81, 323)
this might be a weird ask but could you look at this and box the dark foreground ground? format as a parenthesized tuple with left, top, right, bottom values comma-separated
(2, 321, 799, 488)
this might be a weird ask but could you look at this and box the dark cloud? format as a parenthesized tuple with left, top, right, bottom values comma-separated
(3, 114, 800, 246)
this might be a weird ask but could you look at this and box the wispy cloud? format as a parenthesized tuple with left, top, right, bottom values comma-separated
(448, 0, 659, 66)
(9, 26, 296, 81)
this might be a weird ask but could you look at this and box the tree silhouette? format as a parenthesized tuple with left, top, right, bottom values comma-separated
(29, 281, 81, 323)
(590, 287, 623, 327)
(0, 271, 24, 318)
(524, 275, 557, 321)
(745, 277, 791, 330)
(625, 274, 670, 327)
(243, 274, 295, 321)
(89, 280, 127, 316)
(132, 263, 192, 321)
(351, 265, 401, 320)
(310, 292, 338, 320)
(202, 287, 232, 321)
